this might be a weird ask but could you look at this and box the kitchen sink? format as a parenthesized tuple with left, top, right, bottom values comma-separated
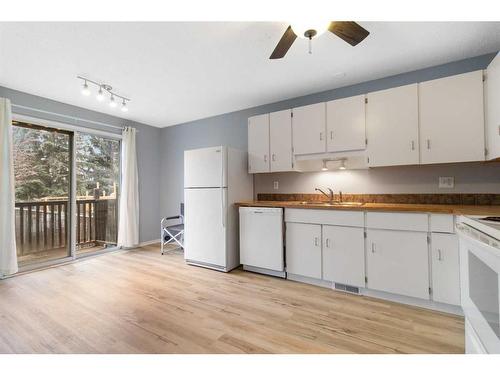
(297, 201, 365, 207)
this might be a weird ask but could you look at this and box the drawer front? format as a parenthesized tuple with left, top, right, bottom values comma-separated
(366, 212, 428, 232)
(430, 214, 455, 233)
(285, 208, 364, 227)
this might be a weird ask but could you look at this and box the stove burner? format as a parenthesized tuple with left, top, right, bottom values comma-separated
(482, 217, 500, 223)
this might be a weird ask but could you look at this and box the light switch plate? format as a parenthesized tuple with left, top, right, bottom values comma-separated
(273, 181, 279, 190)
(439, 176, 455, 189)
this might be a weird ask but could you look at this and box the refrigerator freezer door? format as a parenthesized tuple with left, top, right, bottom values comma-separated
(184, 146, 227, 188)
(184, 188, 227, 268)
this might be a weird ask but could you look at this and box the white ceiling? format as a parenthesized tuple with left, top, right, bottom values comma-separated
(0, 22, 499, 128)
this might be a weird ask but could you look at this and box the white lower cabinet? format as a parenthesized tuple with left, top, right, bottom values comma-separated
(366, 229, 430, 300)
(322, 225, 365, 288)
(283, 209, 461, 310)
(286, 222, 322, 279)
(431, 233, 460, 305)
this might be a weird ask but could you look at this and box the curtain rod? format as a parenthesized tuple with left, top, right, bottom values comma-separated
(11, 103, 137, 132)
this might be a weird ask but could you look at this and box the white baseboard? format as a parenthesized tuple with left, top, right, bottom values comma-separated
(287, 273, 463, 316)
(138, 239, 161, 247)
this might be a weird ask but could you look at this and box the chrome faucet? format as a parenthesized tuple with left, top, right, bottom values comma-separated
(315, 188, 343, 203)
(315, 187, 334, 203)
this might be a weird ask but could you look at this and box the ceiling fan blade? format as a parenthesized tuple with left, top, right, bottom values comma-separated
(270, 25, 297, 59)
(328, 22, 369, 46)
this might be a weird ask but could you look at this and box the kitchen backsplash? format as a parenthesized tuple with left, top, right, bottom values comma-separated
(257, 193, 500, 205)
(254, 162, 500, 197)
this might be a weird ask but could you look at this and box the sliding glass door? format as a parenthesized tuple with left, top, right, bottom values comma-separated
(75, 132, 120, 256)
(12, 121, 72, 267)
(12, 118, 121, 270)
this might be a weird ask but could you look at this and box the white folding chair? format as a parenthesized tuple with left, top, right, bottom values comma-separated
(161, 203, 184, 254)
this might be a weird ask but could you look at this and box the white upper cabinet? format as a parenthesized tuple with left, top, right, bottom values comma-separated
(247, 114, 270, 173)
(270, 109, 293, 172)
(486, 52, 500, 160)
(326, 95, 366, 152)
(292, 102, 326, 155)
(419, 70, 485, 164)
(366, 84, 419, 167)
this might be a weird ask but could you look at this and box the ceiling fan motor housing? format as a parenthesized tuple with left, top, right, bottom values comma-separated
(303, 29, 317, 39)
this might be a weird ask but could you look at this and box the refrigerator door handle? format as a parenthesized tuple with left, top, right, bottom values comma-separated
(221, 188, 225, 228)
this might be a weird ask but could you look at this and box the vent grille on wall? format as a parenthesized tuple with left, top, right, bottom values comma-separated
(334, 283, 360, 295)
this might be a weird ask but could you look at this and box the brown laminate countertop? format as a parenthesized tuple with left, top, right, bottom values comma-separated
(236, 200, 500, 216)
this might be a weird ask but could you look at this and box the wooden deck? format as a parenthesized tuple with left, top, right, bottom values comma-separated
(17, 244, 111, 267)
(0, 244, 465, 354)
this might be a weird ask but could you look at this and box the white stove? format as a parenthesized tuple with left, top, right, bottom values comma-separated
(457, 215, 500, 354)
(460, 216, 500, 243)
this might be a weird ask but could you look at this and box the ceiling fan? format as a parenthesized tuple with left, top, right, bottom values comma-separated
(270, 21, 369, 59)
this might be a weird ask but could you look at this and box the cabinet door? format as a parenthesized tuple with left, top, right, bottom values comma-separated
(366, 229, 429, 300)
(326, 95, 366, 152)
(419, 70, 485, 164)
(486, 52, 500, 160)
(270, 109, 293, 172)
(366, 84, 419, 167)
(292, 103, 326, 155)
(322, 225, 365, 288)
(431, 233, 460, 305)
(286, 222, 322, 279)
(248, 114, 270, 173)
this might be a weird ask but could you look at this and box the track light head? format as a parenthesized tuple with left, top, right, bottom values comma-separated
(96, 86, 104, 101)
(81, 80, 91, 96)
(109, 94, 117, 108)
(121, 99, 128, 112)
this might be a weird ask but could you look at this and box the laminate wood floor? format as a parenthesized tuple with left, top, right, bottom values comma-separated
(0, 244, 465, 354)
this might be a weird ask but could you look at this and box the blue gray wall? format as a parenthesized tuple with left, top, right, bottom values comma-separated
(160, 52, 499, 215)
(0, 86, 162, 243)
(2, 52, 499, 243)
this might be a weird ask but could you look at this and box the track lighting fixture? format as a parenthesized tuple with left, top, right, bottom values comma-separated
(77, 76, 130, 112)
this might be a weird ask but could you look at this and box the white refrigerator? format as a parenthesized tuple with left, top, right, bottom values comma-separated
(184, 146, 253, 272)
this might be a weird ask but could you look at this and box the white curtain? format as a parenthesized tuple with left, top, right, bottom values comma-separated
(0, 98, 18, 276)
(117, 126, 139, 248)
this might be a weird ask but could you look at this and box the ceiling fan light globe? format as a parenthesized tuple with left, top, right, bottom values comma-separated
(290, 21, 330, 39)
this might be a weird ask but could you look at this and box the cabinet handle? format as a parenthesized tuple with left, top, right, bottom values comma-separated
(371, 243, 375, 253)
(314, 237, 319, 246)
(326, 238, 331, 248)
(264, 154, 267, 162)
(411, 140, 415, 151)
(272, 153, 276, 162)
(319, 132, 323, 141)
(330, 131, 333, 140)
(437, 249, 442, 261)
(427, 139, 431, 150)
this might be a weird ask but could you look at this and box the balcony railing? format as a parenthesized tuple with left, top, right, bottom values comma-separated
(15, 198, 118, 257)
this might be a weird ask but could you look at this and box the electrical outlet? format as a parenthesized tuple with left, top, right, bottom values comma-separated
(273, 181, 279, 190)
(439, 177, 454, 189)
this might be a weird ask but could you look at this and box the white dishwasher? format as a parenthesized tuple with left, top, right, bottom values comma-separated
(239, 207, 285, 278)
